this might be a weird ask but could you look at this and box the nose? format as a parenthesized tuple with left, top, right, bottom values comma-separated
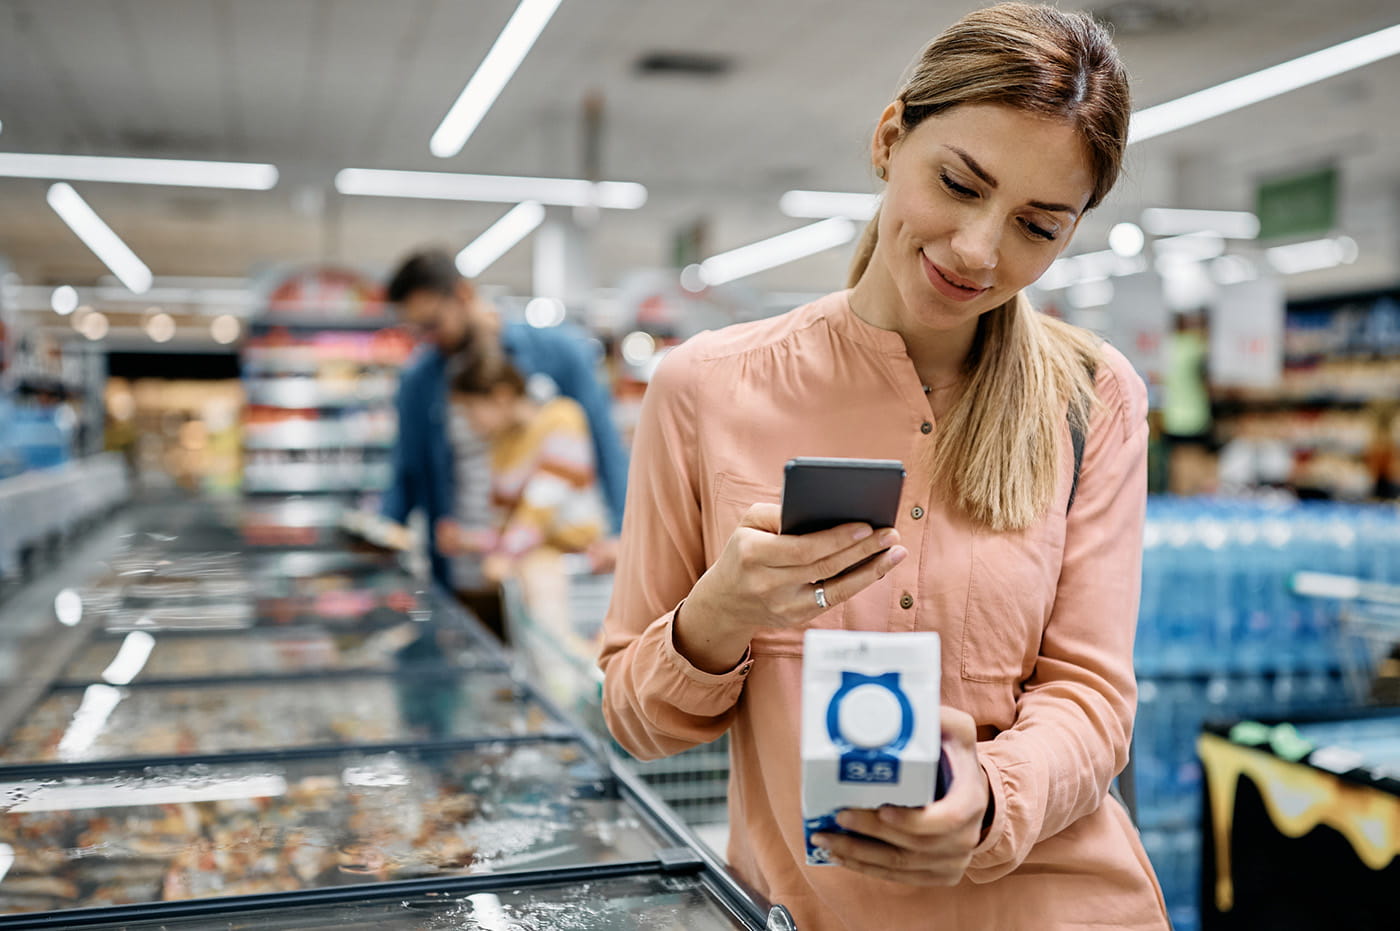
(950, 212, 1001, 272)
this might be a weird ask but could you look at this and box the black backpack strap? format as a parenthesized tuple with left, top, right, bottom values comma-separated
(1067, 416, 1086, 515)
(1065, 358, 1098, 515)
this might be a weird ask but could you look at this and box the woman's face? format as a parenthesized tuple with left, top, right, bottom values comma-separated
(869, 102, 1095, 334)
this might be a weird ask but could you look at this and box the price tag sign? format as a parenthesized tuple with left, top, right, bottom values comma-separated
(1105, 271, 1170, 390)
(1210, 277, 1284, 388)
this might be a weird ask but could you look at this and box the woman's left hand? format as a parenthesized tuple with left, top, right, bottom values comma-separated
(810, 706, 989, 887)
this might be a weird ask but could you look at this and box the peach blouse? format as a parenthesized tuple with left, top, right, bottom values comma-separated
(599, 291, 1169, 929)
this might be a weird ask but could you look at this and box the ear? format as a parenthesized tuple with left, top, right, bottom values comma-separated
(871, 100, 906, 176)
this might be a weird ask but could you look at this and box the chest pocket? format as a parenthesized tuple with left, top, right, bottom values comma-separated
(706, 472, 782, 561)
(963, 520, 1065, 682)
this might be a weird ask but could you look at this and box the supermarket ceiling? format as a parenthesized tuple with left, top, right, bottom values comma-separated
(0, 0, 1397, 301)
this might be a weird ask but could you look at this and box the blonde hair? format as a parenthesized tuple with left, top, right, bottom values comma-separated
(847, 3, 1130, 531)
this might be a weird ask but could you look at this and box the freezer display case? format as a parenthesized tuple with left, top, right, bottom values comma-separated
(0, 495, 796, 929)
(21, 870, 772, 930)
(0, 738, 683, 916)
(69, 549, 444, 638)
(0, 671, 567, 765)
(56, 622, 502, 685)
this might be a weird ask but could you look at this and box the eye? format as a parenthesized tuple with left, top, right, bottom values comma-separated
(938, 170, 976, 198)
(1021, 219, 1058, 242)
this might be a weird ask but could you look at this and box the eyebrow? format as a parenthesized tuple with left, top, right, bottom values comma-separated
(944, 145, 1080, 218)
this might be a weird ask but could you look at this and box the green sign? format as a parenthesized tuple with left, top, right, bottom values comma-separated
(1255, 166, 1336, 241)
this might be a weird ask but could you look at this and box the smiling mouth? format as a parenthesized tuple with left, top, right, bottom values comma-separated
(926, 255, 988, 293)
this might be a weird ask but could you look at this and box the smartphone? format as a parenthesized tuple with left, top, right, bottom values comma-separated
(781, 457, 905, 537)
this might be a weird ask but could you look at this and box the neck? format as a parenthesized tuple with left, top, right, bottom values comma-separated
(848, 267, 980, 388)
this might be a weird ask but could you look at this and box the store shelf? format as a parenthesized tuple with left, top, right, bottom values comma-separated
(243, 380, 394, 409)
(251, 313, 397, 331)
(242, 425, 393, 451)
(242, 462, 391, 494)
(1215, 396, 1377, 411)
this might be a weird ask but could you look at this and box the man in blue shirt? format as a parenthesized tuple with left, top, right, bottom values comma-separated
(380, 249, 628, 591)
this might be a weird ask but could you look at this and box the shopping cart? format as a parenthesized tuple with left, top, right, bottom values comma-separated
(1291, 571, 1400, 704)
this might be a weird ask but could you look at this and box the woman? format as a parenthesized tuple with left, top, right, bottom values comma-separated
(599, 3, 1169, 928)
(438, 349, 606, 585)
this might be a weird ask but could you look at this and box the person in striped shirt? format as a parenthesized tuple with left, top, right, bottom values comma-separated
(439, 345, 606, 584)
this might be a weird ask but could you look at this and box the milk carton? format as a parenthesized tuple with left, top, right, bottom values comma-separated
(801, 629, 941, 866)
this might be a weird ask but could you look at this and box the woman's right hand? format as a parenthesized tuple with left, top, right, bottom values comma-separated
(675, 503, 907, 673)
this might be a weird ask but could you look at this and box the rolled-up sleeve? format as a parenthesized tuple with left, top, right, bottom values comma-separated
(968, 348, 1148, 882)
(598, 342, 749, 760)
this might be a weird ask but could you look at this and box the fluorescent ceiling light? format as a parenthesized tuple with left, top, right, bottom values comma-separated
(335, 168, 646, 209)
(780, 190, 879, 221)
(1211, 255, 1259, 285)
(620, 331, 656, 366)
(1140, 208, 1260, 239)
(1154, 231, 1226, 262)
(0, 153, 277, 189)
(47, 183, 153, 294)
(211, 314, 242, 344)
(524, 296, 566, 328)
(1266, 236, 1358, 274)
(1130, 23, 1400, 143)
(51, 285, 79, 315)
(456, 201, 546, 277)
(430, 0, 564, 158)
(1037, 249, 1146, 291)
(79, 311, 110, 341)
(679, 264, 706, 293)
(145, 311, 176, 343)
(1108, 222, 1145, 257)
(699, 218, 857, 286)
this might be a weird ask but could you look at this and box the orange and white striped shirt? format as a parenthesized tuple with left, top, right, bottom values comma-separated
(490, 397, 606, 559)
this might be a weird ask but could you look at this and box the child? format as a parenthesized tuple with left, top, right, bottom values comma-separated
(437, 347, 606, 584)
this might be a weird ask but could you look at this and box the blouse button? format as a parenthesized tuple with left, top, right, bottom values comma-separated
(911, 505, 925, 520)
(899, 593, 914, 610)
(920, 421, 933, 435)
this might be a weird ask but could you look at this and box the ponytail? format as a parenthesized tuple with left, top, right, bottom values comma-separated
(845, 208, 881, 288)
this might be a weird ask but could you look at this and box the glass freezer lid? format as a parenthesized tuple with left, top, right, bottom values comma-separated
(22, 871, 756, 929)
(0, 672, 565, 765)
(0, 741, 676, 918)
(60, 623, 501, 684)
